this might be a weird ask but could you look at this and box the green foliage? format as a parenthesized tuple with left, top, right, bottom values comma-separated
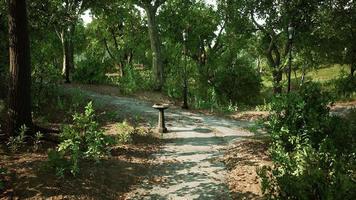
(73, 53, 109, 84)
(116, 121, 135, 144)
(33, 132, 43, 152)
(115, 121, 151, 144)
(334, 75, 356, 97)
(259, 83, 356, 199)
(7, 125, 28, 153)
(214, 60, 262, 105)
(32, 63, 61, 109)
(47, 102, 114, 176)
(115, 66, 154, 94)
(0, 167, 7, 190)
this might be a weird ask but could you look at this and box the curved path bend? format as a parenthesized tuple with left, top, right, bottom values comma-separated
(65, 87, 254, 200)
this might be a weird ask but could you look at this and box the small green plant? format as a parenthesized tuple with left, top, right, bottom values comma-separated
(115, 121, 153, 144)
(47, 102, 114, 176)
(7, 125, 27, 152)
(116, 121, 135, 144)
(33, 131, 43, 151)
(255, 99, 271, 111)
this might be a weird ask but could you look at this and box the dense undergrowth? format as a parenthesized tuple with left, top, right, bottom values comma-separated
(259, 83, 356, 199)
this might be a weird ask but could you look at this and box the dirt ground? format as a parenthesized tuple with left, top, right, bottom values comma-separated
(222, 137, 271, 200)
(0, 139, 161, 200)
(0, 89, 162, 200)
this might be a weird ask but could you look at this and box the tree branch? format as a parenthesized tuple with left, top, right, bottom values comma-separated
(103, 38, 116, 61)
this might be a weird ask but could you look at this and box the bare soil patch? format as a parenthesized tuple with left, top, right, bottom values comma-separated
(0, 139, 161, 200)
(0, 89, 162, 200)
(222, 137, 271, 200)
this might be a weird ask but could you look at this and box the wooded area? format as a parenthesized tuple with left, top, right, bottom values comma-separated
(0, 0, 355, 199)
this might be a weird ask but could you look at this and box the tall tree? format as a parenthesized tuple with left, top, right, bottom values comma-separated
(222, 0, 320, 94)
(319, 0, 356, 77)
(90, 1, 142, 77)
(135, 0, 166, 91)
(0, 1, 8, 99)
(7, 0, 33, 135)
(50, 0, 88, 83)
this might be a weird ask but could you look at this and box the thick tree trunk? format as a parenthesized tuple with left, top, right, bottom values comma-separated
(61, 25, 75, 83)
(272, 70, 282, 94)
(266, 47, 282, 94)
(145, 6, 163, 91)
(7, 0, 33, 135)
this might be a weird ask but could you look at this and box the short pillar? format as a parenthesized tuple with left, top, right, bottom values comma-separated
(152, 104, 169, 133)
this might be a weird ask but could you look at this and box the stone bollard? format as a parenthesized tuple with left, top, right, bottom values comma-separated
(152, 104, 169, 133)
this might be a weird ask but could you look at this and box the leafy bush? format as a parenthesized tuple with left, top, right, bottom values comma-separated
(47, 102, 114, 176)
(116, 121, 135, 144)
(73, 57, 108, 84)
(334, 75, 356, 97)
(0, 167, 7, 191)
(32, 63, 61, 109)
(116, 121, 152, 144)
(7, 125, 27, 152)
(259, 83, 356, 199)
(214, 59, 262, 105)
(115, 66, 154, 94)
(33, 132, 43, 152)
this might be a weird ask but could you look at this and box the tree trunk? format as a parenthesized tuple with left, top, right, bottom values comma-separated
(145, 6, 163, 91)
(351, 48, 355, 77)
(7, 0, 33, 135)
(61, 25, 75, 83)
(272, 70, 282, 94)
(266, 47, 282, 94)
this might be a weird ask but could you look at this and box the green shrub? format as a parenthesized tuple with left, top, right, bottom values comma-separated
(33, 131, 43, 152)
(47, 102, 114, 176)
(115, 66, 154, 94)
(115, 121, 151, 144)
(116, 121, 135, 144)
(32, 63, 61, 109)
(73, 58, 108, 84)
(214, 60, 262, 105)
(259, 82, 356, 199)
(0, 167, 7, 190)
(334, 75, 356, 97)
(7, 125, 27, 152)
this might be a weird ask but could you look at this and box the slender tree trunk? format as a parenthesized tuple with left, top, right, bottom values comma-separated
(351, 48, 355, 77)
(61, 25, 75, 83)
(266, 50, 282, 94)
(7, 0, 33, 135)
(145, 6, 163, 91)
(61, 31, 70, 83)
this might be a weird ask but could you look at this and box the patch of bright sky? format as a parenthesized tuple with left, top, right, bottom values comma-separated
(82, 10, 92, 25)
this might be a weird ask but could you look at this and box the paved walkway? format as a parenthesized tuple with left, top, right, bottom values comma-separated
(65, 88, 253, 199)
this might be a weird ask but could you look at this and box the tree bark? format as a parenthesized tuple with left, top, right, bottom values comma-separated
(351, 46, 355, 77)
(266, 42, 282, 94)
(61, 24, 75, 83)
(7, 0, 33, 135)
(145, 5, 164, 91)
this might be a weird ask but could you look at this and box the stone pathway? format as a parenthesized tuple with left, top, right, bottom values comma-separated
(65, 88, 254, 200)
